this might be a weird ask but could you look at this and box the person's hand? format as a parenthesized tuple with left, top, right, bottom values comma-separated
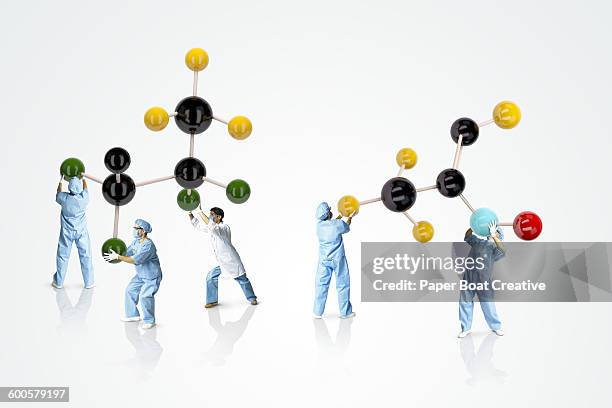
(103, 249, 119, 262)
(336, 214, 342, 219)
(488, 221, 498, 237)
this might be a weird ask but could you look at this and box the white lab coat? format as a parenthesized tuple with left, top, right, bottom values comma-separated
(191, 216, 246, 278)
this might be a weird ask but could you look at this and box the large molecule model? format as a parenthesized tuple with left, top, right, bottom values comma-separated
(336, 101, 543, 242)
(58, 48, 252, 262)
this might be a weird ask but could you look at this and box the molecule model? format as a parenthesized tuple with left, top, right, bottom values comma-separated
(336, 101, 542, 242)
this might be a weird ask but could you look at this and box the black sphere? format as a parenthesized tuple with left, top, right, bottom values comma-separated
(174, 96, 213, 134)
(102, 174, 136, 206)
(450, 118, 479, 146)
(381, 177, 417, 212)
(436, 168, 466, 198)
(174, 157, 206, 189)
(104, 147, 131, 174)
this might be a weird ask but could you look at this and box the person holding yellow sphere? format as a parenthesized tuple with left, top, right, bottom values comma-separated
(314, 202, 356, 319)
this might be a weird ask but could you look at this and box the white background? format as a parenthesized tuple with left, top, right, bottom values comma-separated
(1, 0, 611, 406)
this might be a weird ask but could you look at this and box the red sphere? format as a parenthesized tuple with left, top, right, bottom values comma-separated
(513, 211, 542, 240)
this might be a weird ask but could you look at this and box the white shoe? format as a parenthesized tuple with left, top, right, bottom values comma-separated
(493, 329, 505, 336)
(457, 330, 472, 338)
(141, 323, 155, 329)
(85, 284, 96, 289)
(121, 316, 141, 322)
(340, 312, 356, 319)
(51, 282, 63, 289)
(313, 314, 323, 319)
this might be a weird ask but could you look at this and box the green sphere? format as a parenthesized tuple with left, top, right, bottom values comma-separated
(226, 179, 251, 204)
(101, 238, 127, 264)
(177, 188, 201, 211)
(60, 157, 85, 181)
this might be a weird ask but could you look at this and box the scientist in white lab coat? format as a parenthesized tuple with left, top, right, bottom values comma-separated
(189, 206, 258, 308)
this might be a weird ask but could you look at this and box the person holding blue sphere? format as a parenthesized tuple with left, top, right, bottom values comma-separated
(458, 209, 506, 338)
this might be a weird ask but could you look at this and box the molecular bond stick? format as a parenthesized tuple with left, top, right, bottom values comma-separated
(336, 101, 543, 243)
(58, 48, 252, 261)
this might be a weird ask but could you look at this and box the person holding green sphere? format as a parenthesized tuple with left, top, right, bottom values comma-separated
(54, 158, 94, 289)
(188, 204, 257, 308)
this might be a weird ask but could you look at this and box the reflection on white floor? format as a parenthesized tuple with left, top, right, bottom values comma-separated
(2, 276, 612, 408)
(313, 318, 352, 368)
(459, 333, 507, 385)
(123, 323, 163, 381)
(54, 287, 93, 335)
(202, 306, 256, 366)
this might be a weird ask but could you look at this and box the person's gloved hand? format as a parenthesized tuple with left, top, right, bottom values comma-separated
(103, 249, 119, 262)
(488, 221, 498, 238)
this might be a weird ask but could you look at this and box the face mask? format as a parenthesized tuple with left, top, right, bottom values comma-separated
(133, 229, 141, 238)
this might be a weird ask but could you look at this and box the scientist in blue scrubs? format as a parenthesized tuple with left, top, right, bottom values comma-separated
(458, 221, 506, 338)
(104, 219, 162, 329)
(314, 202, 356, 319)
(53, 176, 94, 289)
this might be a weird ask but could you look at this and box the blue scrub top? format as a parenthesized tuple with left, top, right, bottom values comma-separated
(463, 233, 505, 284)
(56, 190, 89, 233)
(317, 219, 350, 260)
(126, 238, 162, 279)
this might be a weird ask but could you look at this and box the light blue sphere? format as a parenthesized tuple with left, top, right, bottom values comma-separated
(470, 208, 498, 236)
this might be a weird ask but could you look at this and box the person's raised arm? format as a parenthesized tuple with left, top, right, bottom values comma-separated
(489, 221, 505, 253)
(57, 176, 63, 193)
(82, 178, 88, 190)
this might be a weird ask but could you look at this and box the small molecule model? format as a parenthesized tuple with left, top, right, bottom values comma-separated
(58, 48, 252, 261)
(336, 101, 542, 242)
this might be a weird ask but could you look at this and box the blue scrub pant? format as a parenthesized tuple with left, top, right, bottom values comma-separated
(314, 257, 352, 317)
(459, 289, 501, 331)
(206, 266, 256, 304)
(54, 228, 94, 287)
(125, 274, 162, 324)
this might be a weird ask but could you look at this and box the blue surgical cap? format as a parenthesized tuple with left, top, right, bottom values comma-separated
(135, 219, 152, 233)
(68, 177, 83, 195)
(316, 202, 331, 220)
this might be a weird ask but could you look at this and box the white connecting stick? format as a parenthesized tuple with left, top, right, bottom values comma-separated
(359, 197, 381, 206)
(459, 194, 475, 213)
(213, 115, 228, 125)
(113, 206, 119, 238)
(402, 211, 417, 226)
(453, 134, 463, 169)
(202, 177, 227, 189)
(82, 173, 103, 184)
(478, 118, 494, 127)
(416, 185, 437, 192)
(135, 175, 175, 187)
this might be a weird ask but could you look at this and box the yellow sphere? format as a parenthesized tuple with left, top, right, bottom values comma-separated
(185, 48, 209, 72)
(412, 221, 434, 243)
(144, 107, 169, 131)
(337, 195, 360, 217)
(493, 101, 521, 129)
(396, 148, 418, 169)
(228, 116, 252, 140)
